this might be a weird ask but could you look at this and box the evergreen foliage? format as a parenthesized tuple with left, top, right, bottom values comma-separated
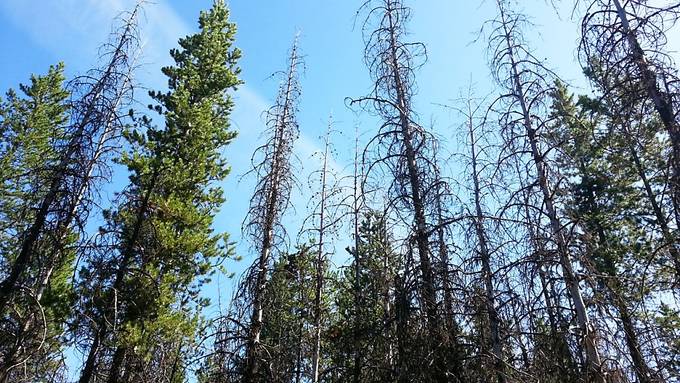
(0, 0, 679, 382)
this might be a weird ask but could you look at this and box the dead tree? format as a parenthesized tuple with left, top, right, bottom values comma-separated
(462, 98, 506, 383)
(430, 141, 459, 340)
(487, 0, 604, 380)
(337, 124, 397, 382)
(350, 125, 366, 383)
(241, 37, 302, 383)
(311, 123, 331, 383)
(0, 5, 140, 380)
(351, 0, 463, 381)
(299, 118, 344, 382)
(0, 1, 139, 315)
(579, 0, 680, 258)
(521, 171, 582, 382)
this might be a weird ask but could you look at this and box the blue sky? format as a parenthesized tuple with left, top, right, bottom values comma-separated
(1, 0, 666, 375)
(0, 0, 595, 352)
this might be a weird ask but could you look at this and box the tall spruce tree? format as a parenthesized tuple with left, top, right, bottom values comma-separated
(75, 2, 241, 382)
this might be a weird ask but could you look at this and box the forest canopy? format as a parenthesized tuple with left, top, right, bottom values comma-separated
(0, 0, 679, 382)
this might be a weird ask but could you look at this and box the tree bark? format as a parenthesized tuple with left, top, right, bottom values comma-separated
(497, 2, 604, 379)
(468, 119, 506, 383)
(611, 0, 680, 228)
(244, 40, 299, 383)
(383, 3, 447, 380)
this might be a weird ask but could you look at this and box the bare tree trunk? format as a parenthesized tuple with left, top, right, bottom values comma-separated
(496, 1, 603, 379)
(611, 0, 680, 224)
(579, 185, 658, 382)
(0, 5, 138, 314)
(79, 169, 159, 383)
(21, 78, 133, 373)
(532, 212, 579, 374)
(79, 324, 103, 383)
(244, 38, 301, 382)
(311, 122, 332, 383)
(1, 7, 139, 377)
(167, 341, 183, 383)
(467, 115, 505, 383)
(294, 270, 304, 383)
(432, 154, 455, 337)
(394, 271, 409, 383)
(624, 130, 680, 275)
(354, 1, 459, 379)
(351, 128, 363, 383)
(106, 346, 127, 383)
(244, 231, 273, 382)
(611, 288, 657, 383)
(382, 237, 394, 378)
(382, 6, 447, 380)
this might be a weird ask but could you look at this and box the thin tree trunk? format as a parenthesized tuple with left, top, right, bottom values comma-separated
(521, 168, 579, 376)
(611, 288, 656, 383)
(106, 346, 127, 383)
(432, 161, 455, 337)
(611, 0, 680, 226)
(167, 341, 183, 383)
(497, 2, 604, 379)
(311, 124, 331, 383)
(0, 82, 132, 377)
(382, 236, 394, 378)
(0, 7, 137, 314)
(581, 186, 658, 383)
(624, 132, 680, 275)
(294, 267, 304, 383)
(244, 232, 272, 382)
(352, 130, 363, 383)
(468, 119, 505, 383)
(383, 5, 446, 380)
(394, 272, 409, 383)
(244, 39, 299, 383)
(79, 169, 159, 383)
(79, 328, 102, 383)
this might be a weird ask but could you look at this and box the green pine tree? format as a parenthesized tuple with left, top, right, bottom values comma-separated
(328, 211, 397, 383)
(76, 2, 241, 382)
(0, 64, 73, 382)
(549, 81, 665, 381)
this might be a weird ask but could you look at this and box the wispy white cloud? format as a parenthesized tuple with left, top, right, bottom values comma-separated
(0, 0, 273, 142)
(0, 0, 189, 88)
(0, 0, 338, 346)
(0, 0, 130, 51)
